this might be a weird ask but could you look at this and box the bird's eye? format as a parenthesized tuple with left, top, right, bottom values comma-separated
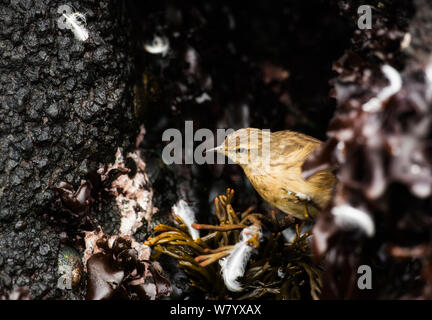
(236, 148, 247, 153)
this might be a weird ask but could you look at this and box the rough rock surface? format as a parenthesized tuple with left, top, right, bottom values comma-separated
(0, 0, 136, 298)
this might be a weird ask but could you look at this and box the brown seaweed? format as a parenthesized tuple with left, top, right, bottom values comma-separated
(146, 188, 322, 299)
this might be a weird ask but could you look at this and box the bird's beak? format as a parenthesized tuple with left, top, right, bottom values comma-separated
(206, 144, 225, 154)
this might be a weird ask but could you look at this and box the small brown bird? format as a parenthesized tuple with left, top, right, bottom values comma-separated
(208, 128, 336, 220)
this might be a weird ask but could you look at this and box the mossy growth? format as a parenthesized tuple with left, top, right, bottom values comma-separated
(145, 188, 322, 299)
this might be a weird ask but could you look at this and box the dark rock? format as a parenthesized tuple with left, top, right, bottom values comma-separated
(0, 0, 136, 299)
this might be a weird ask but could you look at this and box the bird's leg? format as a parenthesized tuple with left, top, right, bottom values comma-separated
(303, 202, 310, 219)
(283, 188, 314, 219)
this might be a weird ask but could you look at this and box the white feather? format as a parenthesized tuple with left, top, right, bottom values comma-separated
(219, 225, 261, 292)
(144, 36, 169, 56)
(332, 204, 375, 237)
(379, 65, 402, 101)
(63, 12, 89, 42)
(295, 192, 311, 201)
(172, 199, 200, 240)
(363, 64, 402, 112)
